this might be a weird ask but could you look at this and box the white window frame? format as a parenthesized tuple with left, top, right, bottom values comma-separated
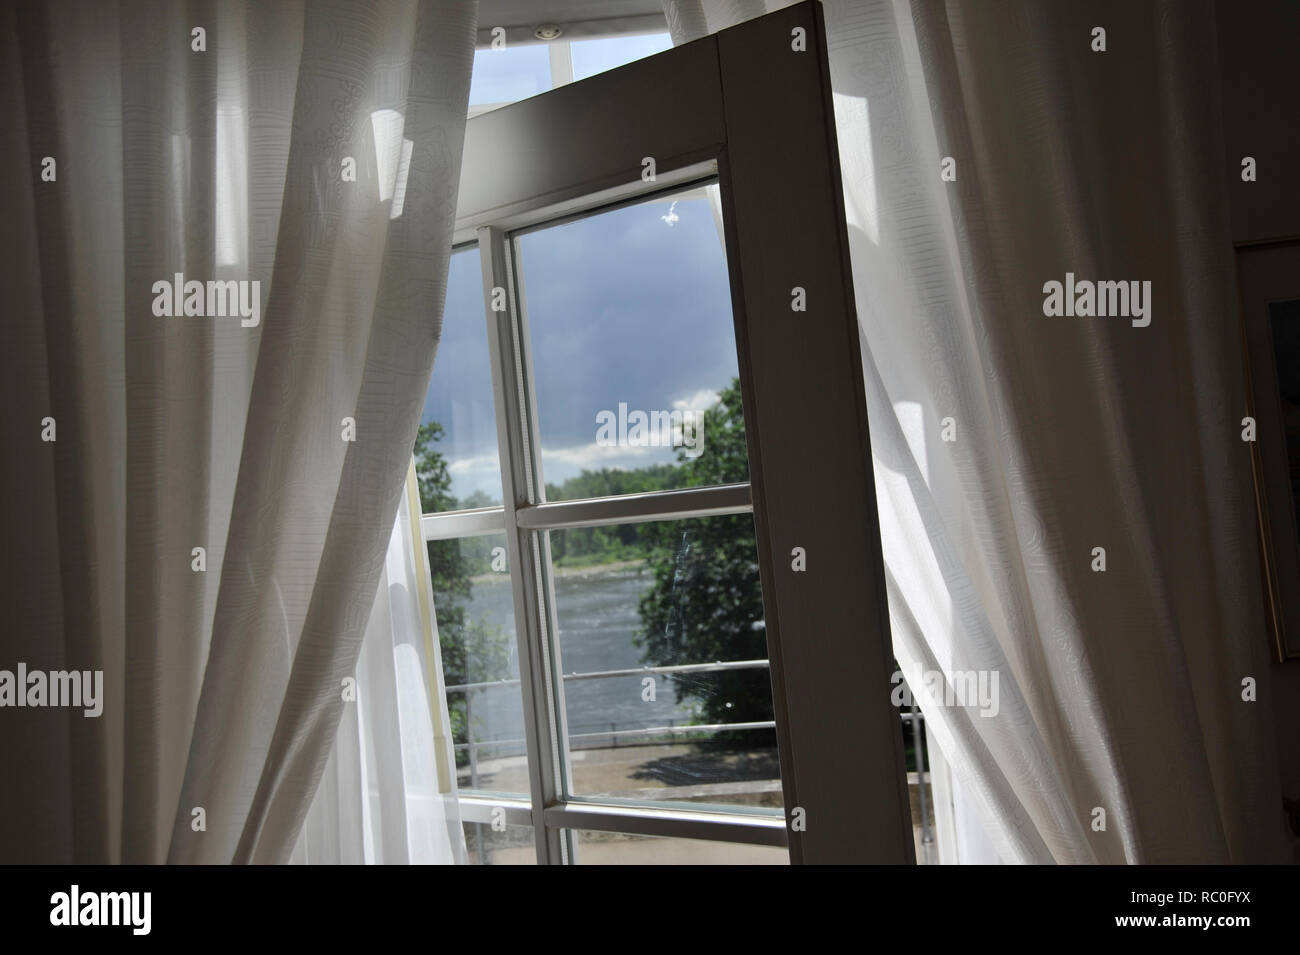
(421, 1, 916, 865)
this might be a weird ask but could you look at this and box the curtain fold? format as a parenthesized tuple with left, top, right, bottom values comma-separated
(663, 0, 1288, 862)
(295, 462, 464, 864)
(0, 0, 476, 864)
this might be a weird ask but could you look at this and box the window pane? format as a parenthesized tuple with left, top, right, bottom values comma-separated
(470, 44, 551, 106)
(570, 33, 673, 82)
(571, 830, 788, 865)
(548, 513, 781, 809)
(514, 184, 746, 498)
(431, 533, 527, 794)
(464, 821, 536, 865)
(419, 247, 503, 510)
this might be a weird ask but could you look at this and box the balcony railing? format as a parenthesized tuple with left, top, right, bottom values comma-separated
(447, 658, 936, 862)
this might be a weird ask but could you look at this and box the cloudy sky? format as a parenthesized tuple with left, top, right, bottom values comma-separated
(421, 187, 741, 506)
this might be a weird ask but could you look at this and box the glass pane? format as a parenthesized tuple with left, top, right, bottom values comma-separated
(470, 44, 552, 106)
(548, 513, 781, 808)
(463, 821, 536, 865)
(571, 830, 788, 865)
(570, 33, 673, 81)
(431, 533, 527, 794)
(419, 247, 503, 510)
(514, 183, 747, 499)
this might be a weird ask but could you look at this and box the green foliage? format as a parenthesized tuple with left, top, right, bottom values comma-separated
(545, 463, 684, 501)
(636, 379, 771, 731)
(414, 421, 457, 514)
(546, 465, 685, 567)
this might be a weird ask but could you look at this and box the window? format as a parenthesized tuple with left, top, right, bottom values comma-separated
(570, 34, 673, 81)
(515, 185, 744, 494)
(549, 513, 780, 809)
(469, 30, 673, 116)
(418, 2, 917, 863)
(420, 247, 503, 510)
(470, 44, 552, 109)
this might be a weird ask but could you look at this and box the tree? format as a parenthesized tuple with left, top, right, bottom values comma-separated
(415, 422, 470, 602)
(636, 379, 772, 735)
(546, 465, 684, 566)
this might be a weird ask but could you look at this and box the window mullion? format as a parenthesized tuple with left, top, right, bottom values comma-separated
(420, 506, 506, 540)
(515, 482, 752, 531)
(477, 226, 572, 864)
(543, 801, 787, 847)
(548, 40, 573, 88)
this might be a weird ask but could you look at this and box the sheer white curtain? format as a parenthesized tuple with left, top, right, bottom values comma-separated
(295, 464, 465, 864)
(0, 0, 475, 863)
(663, 0, 1289, 862)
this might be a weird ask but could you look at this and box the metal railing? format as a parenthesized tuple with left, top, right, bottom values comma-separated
(444, 658, 773, 694)
(450, 658, 936, 863)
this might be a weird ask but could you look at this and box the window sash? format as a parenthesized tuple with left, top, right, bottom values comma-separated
(426, 0, 914, 864)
